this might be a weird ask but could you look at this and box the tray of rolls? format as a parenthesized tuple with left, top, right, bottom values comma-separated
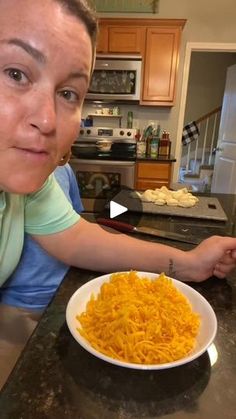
(112, 187, 228, 221)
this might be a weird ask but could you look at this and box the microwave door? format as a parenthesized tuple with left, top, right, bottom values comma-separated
(86, 57, 142, 101)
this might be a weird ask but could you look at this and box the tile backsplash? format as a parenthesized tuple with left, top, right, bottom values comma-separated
(82, 102, 173, 134)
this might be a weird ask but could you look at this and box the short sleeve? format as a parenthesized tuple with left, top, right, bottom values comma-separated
(24, 174, 80, 235)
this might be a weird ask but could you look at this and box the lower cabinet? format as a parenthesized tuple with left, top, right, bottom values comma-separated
(135, 161, 173, 190)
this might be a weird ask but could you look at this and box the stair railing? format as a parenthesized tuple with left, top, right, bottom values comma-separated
(183, 106, 222, 174)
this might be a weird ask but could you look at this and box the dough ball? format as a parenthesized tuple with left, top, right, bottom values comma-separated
(178, 199, 196, 208)
(160, 186, 171, 195)
(166, 198, 179, 206)
(141, 189, 156, 202)
(155, 191, 166, 199)
(171, 189, 185, 199)
(154, 198, 166, 206)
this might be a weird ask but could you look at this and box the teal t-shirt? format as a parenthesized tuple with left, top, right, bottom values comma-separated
(0, 175, 80, 286)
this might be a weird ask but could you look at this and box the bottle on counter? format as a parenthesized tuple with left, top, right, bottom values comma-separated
(158, 130, 171, 157)
(146, 134, 152, 157)
(150, 124, 161, 158)
(166, 132, 172, 156)
(155, 124, 161, 141)
(135, 128, 141, 142)
(136, 129, 146, 158)
(142, 123, 155, 157)
(150, 136, 158, 158)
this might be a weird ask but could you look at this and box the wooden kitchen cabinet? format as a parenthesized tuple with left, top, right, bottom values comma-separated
(96, 18, 186, 106)
(109, 27, 146, 53)
(110, 27, 145, 53)
(141, 27, 181, 105)
(96, 25, 108, 53)
(135, 161, 173, 190)
(96, 21, 145, 54)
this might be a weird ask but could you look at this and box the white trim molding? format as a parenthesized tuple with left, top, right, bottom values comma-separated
(173, 42, 236, 184)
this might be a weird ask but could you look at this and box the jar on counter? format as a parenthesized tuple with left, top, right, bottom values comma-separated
(113, 106, 120, 116)
(137, 141, 146, 158)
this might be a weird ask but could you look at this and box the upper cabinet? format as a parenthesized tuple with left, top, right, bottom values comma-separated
(142, 26, 181, 105)
(96, 18, 186, 106)
(97, 25, 146, 54)
(96, 24, 109, 53)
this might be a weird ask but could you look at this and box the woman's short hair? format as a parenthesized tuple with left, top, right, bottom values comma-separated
(54, 0, 98, 68)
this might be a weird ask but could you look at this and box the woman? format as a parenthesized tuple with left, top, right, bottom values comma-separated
(1, 163, 84, 311)
(0, 163, 83, 389)
(1, 0, 236, 288)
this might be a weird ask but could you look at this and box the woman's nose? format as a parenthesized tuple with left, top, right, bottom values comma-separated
(28, 91, 57, 134)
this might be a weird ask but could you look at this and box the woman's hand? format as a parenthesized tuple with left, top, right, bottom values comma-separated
(186, 236, 236, 282)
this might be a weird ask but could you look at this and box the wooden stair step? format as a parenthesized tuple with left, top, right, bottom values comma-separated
(200, 164, 214, 170)
(184, 173, 200, 179)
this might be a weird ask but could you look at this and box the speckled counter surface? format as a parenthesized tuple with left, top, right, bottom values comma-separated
(136, 155, 176, 162)
(0, 194, 236, 419)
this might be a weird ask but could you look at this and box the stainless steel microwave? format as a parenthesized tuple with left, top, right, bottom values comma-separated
(86, 54, 142, 102)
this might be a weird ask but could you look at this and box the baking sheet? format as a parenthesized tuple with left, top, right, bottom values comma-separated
(112, 190, 228, 221)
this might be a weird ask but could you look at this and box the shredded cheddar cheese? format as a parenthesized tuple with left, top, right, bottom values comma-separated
(76, 272, 200, 365)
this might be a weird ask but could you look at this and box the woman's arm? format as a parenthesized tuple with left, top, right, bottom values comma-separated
(33, 217, 236, 282)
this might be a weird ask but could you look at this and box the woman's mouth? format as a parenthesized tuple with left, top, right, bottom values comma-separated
(14, 146, 50, 163)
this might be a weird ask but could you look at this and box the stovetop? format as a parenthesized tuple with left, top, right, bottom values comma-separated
(78, 127, 137, 142)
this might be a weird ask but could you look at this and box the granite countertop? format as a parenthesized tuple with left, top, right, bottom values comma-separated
(136, 154, 176, 162)
(0, 194, 236, 419)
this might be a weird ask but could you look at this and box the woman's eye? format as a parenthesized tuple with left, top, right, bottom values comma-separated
(5, 68, 28, 84)
(59, 90, 79, 103)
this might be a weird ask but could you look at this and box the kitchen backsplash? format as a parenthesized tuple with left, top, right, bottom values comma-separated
(82, 102, 173, 135)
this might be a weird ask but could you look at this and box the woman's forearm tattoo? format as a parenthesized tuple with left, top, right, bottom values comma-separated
(168, 259, 176, 276)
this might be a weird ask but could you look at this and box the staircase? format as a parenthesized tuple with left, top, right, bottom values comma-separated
(179, 106, 222, 192)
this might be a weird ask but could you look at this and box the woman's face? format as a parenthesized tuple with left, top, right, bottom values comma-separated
(0, 0, 92, 193)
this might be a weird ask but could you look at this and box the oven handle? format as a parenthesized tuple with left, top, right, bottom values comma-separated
(70, 158, 135, 167)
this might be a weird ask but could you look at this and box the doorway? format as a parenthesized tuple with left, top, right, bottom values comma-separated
(173, 42, 236, 187)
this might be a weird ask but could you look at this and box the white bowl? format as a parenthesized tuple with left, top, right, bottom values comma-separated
(66, 272, 217, 370)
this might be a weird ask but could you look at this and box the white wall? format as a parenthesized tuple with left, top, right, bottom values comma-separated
(184, 52, 236, 124)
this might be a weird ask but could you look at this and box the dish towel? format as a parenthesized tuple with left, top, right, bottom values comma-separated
(182, 121, 200, 146)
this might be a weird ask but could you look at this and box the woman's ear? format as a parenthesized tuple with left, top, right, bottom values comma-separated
(59, 150, 71, 166)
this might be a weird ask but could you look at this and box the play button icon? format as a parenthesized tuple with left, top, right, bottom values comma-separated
(110, 201, 128, 218)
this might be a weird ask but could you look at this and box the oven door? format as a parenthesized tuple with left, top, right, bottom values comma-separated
(70, 158, 135, 212)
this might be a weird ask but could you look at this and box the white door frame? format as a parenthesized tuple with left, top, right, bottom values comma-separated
(173, 42, 236, 184)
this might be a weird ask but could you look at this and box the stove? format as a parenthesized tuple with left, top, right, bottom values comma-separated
(71, 127, 137, 161)
(70, 127, 137, 211)
(78, 127, 137, 141)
